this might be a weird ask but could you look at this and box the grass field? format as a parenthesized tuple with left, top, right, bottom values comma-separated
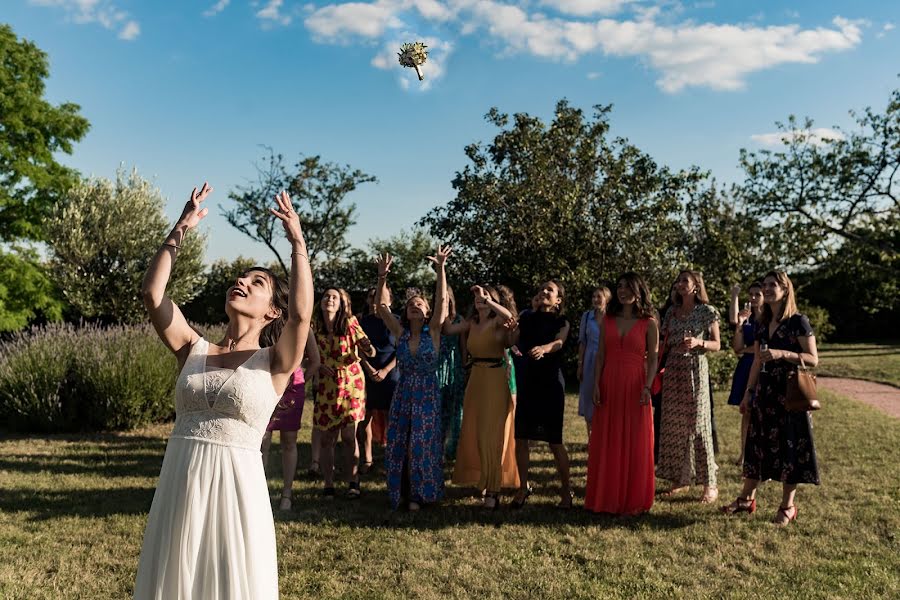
(1, 390, 899, 599)
(818, 342, 900, 387)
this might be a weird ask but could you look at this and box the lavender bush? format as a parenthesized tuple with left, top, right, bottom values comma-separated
(0, 323, 226, 432)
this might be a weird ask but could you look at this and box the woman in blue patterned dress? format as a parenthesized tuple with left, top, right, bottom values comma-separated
(376, 246, 451, 511)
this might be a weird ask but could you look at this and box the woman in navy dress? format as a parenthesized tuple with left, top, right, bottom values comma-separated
(726, 280, 763, 465)
(722, 271, 819, 526)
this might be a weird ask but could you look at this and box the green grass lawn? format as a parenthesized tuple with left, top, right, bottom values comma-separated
(818, 342, 900, 387)
(1, 391, 899, 599)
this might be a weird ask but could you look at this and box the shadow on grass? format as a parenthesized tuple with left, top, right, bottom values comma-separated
(0, 451, 165, 478)
(0, 487, 155, 520)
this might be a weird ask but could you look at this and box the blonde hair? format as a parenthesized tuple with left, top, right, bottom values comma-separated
(760, 270, 798, 326)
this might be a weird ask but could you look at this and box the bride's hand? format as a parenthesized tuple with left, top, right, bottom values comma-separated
(269, 191, 303, 244)
(178, 182, 212, 229)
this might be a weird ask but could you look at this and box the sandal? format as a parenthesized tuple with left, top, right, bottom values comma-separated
(306, 461, 321, 479)
(347, 481, 361, 500)
(772, 505, 798, 526)
(720, 496, 756, 515)
(408, 500, 421, 512)
(483, 493, 500, 510)
(556, 490, 575, 510)
(699, 486, 719, 504)
(278, 491, 292, 511)
(359, 461, 374, 475)
(510, 484, 534, 510)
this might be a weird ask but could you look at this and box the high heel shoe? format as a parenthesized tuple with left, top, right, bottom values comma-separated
(720, 496, 756, 515)
(772, 505, 798, 526)
(510, 484, 533, 510)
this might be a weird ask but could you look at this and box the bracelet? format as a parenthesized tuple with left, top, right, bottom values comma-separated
(291, 251, 309, 261)
(163, 242, 181, 250)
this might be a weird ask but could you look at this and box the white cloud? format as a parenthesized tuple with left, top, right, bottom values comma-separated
(751, 128, 845, 147)
(28, 0, 141, 40)
(371, 34, 453, 91)
(539, 0, 630, 18)
(299, 0, 866, 93)
(256, 0, 292, 25)
(118, 20, 140, 40)
(204, 0, 231, 17)
(876, 22, 895, 39)
(305, 1, 403, 40)
(586, 71, 601, 79)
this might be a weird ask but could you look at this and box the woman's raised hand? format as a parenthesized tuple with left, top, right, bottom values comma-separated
(426, 244, 452, 269)
(375, 253, 393, 278)
(471, 285, 489, 302)
(269, 191, 303, 244)
(179, 182, 213, 229)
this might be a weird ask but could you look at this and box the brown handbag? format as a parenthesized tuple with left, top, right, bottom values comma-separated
(785, 356, 821, 412)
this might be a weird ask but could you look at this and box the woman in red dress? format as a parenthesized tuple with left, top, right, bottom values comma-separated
(584, 272, 659, 515)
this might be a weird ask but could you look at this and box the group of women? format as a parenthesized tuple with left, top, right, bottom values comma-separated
(133, 184, 822, 598)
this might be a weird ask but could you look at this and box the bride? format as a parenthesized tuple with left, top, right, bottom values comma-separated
(134, 183, 313, 599)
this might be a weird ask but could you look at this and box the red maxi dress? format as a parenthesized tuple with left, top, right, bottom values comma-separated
(584, 315, 655, 515)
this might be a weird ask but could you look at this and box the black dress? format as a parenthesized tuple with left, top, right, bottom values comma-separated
(514, 310, 568, 444)
(743, 314, 820, 485)
(359, 313, 400, 412)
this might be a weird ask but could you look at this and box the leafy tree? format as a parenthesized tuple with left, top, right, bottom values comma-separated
(181, 256, 268, 325)
(0, 24, 90, 242)
(420, 100, 704, 309)
(737, 84, 899, 268)
(317, 228, 437, 309)
(45, 169, 207, 324)
(224, 148, 377, 277)
(0, 247, 64, 331)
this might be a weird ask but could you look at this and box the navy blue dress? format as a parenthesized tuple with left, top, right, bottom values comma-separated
(359, 313, 400, 411)
(728, 317, 756, 406)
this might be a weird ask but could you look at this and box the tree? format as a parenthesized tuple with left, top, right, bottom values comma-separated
(420, 100, 704, 308)
(45, 169, 207, 324)
(223, 148, 377, 277)
(317, 228, 437, 308)
(0, 24, 90, 242)
(737, 83, 900, 267)
(0, 247, 64, 331)
(181, 256, 267, 324)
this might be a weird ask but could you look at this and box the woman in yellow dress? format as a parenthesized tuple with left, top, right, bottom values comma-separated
(449, 285, 519, 509)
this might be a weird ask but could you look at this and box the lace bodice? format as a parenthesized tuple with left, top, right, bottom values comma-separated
(170, 338, 279, 450)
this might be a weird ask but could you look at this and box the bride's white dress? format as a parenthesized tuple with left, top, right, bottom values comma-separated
(134, 338, 280, 599)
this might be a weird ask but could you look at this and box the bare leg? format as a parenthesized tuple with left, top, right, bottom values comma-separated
(513, 438, 530, 503)
(357, 415, 373, 471)
(341, 422, 360, 484)
(309, 427, 322, 473)
(320, 430, 338, 488)
(773, 483, 799, 525)
(550, 443, 572, 506)
(280, 430, 298, 496)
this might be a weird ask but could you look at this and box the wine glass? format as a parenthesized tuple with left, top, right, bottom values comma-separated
(760, 341, 768, 373)
(682, 328, 695, 357)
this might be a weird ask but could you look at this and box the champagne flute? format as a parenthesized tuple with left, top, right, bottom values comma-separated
(760, 341, 768, 373)
(682, 328, 695, 357)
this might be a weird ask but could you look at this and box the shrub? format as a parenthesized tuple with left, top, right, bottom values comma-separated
(0, 323, 181, 432)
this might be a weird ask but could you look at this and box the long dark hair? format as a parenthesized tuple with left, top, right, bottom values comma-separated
(760, 271, 799, 327)
(243, 267, 289, 348)
(674, 269, 710, 305)
(313, 287, 351, 337)
(608, 272, 656, 320)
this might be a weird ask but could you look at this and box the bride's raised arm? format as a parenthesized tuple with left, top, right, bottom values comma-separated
(141, 183, 211, 363)
(269, 191, 314, 392)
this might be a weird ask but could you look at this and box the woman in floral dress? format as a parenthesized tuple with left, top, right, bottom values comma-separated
(722, 271, 819, 526)
(313, 288, 375, 498)
(376, 247, 451, 510)
(657, 270, 721, 504)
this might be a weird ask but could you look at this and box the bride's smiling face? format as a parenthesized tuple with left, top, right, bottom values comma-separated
(225, 270, 276, 320)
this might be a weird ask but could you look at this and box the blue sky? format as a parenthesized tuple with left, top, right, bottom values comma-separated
(5, 1, 898, 264)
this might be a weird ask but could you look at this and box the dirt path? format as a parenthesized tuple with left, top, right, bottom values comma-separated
(819, 377, 900, 419)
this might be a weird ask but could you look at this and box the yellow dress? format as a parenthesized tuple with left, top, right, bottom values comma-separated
(313, 316, 367, 431)
(452, 322, 519, 492)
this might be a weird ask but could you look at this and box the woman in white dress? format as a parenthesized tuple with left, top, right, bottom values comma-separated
(134, 183, 313, 599)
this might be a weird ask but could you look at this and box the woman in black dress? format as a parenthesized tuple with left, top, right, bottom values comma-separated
(721, 271, 819, 525)
(510, 280, 572, 508)
(358, 287, 400, 473)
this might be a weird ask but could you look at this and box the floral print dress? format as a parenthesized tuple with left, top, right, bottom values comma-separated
(743, 314, 820, 485)
(313, 315, 367, 431)
(386, 328, 444, 509)
(657, 303, 719, 487)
